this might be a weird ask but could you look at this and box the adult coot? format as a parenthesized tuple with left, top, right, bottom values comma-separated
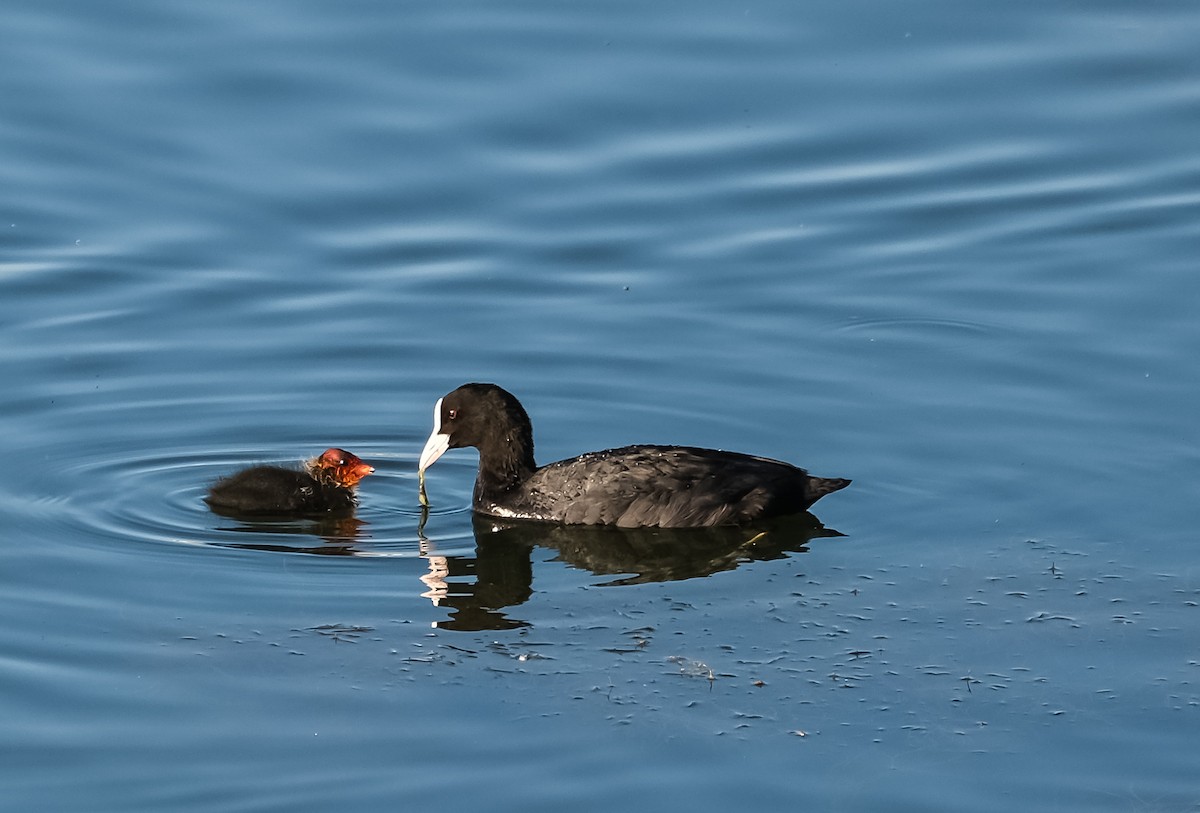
(417, 383, 849, 528)
(205, 448, 374, 517)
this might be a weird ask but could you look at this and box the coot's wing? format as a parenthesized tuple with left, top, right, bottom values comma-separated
(516, 446, 813, 528)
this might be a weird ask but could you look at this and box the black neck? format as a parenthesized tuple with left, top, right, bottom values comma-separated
(476, 427, 536, 496)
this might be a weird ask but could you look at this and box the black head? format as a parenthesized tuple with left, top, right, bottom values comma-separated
(418, 384, 536, 484)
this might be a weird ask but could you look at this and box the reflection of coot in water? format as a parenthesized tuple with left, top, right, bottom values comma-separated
(474, 512, 841, 586)
(428, 513, 843, 631)
(419, 383, 850, 528)
(205, 448, 373, 519)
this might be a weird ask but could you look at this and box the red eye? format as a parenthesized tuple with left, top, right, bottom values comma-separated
(447, 409, 458, 420)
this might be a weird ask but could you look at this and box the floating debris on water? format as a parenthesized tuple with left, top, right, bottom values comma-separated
(668, 655, 725, 685)
(305, 624, 374, 643)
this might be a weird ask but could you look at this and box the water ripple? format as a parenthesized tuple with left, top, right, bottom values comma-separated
(33, 442, 481, 560)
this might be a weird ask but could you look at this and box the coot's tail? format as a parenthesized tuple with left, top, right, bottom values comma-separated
(805, 476, 851, 506)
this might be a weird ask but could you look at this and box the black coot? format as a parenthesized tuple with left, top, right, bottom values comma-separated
(205, 448, 374, 517)
(417, 383, 849, 528)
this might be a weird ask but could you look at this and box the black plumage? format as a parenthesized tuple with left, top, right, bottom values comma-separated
(418, 383, 849, 528)
(205, 448, 373, 518)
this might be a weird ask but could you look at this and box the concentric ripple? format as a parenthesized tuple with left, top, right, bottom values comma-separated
(36, 441, 482, 559)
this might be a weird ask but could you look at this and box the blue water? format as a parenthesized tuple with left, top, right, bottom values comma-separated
(3, 0, 1199, 810)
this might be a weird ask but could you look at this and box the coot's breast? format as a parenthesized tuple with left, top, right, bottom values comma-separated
(477, 445, 814, 528)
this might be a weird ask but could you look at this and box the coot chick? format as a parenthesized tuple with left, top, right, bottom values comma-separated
(205, 448, 374, 517)
(417, 383, 849, 528)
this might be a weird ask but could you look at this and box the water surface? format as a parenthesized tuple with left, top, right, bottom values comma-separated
(2, 1, 1198, 810)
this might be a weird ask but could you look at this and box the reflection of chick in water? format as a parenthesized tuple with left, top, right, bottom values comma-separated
(419, 513, 840, 632)
(205, 448, 373, 518)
